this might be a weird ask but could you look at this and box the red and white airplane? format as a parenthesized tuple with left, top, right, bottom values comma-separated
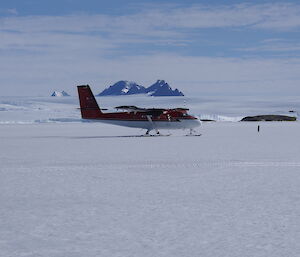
(77, 85, 201, 136)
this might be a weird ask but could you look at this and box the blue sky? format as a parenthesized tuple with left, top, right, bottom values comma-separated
(1, 0, 300, 96)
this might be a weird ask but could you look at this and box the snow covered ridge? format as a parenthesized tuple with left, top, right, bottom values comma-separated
(97, 80, 184, 96)
(51, 91, 70, 97)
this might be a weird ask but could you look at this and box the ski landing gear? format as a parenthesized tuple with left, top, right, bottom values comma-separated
(143, 115, 171, 137)
(143, 115, 200, 137)
(186, 128, 202, 136)
(144, 129, 156, 136)
(143, 129, 171, 137)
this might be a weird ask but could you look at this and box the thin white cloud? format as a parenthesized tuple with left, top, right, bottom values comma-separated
(0, 8, 18, 15)
(1, 2, 300, 34)
(0, 31, 118, 54)
(239, 45, 300, 52)
(237, 39, 300, 53)
(158, 3, 300, 30)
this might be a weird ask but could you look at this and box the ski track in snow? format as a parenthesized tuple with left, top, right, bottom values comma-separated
(0, 96, 300, 257)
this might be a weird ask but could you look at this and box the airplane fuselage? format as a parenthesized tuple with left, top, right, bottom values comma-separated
(84, 113, 201, 130)
(77, 85, 201, 133)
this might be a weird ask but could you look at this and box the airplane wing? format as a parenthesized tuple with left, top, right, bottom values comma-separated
(172, 108, 189, 111)
(114, 106, 189, 116)
(143, 109, 165, 116)
(115, 105, 143, 111)
(115, 106, 166, 116)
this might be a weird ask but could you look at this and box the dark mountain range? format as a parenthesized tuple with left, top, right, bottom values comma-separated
(51, 91, 70, 97)
(97, 81, 146, 96)
(146, 80, 184, 96)
(97, 80, 184, 96)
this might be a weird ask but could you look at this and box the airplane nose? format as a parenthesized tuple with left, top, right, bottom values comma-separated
(192, 117, 201, 127)
(196, 117, 202, 126)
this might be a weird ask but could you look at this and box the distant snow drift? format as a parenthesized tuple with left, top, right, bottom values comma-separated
(51, 91, 70, 97)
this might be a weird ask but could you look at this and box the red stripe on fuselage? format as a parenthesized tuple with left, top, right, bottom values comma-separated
(79, 110, 197, 121)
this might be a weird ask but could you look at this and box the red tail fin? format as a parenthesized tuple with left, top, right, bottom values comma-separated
(77, 85, 102, 119)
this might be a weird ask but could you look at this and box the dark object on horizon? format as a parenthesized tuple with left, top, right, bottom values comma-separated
(258, 125, 260, 132)
(200, 119, 216, 122)
(241, 115, 297, 122)
(97, 80, 184, 96)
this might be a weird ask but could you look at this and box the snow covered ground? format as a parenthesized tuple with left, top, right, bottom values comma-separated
(1, 96, 300, 256)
